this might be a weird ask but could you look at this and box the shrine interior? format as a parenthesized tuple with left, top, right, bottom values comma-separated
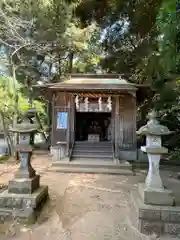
(75, 112, 111, 141)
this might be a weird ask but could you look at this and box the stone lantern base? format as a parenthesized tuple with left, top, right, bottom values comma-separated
(0, 159, 49, 223)
(138, 183, 174, 206)
(0, 184, 48, 223)
(130, 184, 180, 236)
(8, 175, 40, 194)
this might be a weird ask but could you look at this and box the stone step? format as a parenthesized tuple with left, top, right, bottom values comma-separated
(71, 153, 113, 160)
(74, 146, 112, 150)
(75, 141, 111, 144)
(51, 160, 132, 170)
(48, 165, 133, 175)
(71, 157, 113, 161)
(74, 143, 112, 146)
(73, 147, 112, 152)
(72, 151, 113, 157)
(73, 149, 112, 154)
(74, 142, 112, 148)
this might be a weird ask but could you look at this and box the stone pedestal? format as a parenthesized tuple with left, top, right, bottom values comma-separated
(0, 186, 48, 223)
(138, 183, 174, 206)
(8, 175, 40, 194)
(50, 144, 67, 161)
(130, 187, 180, 236)
(0, 173, 48, 223)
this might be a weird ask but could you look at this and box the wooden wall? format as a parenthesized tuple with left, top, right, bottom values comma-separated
(113, 93, 136, 158)
(119, 93, 136, 149)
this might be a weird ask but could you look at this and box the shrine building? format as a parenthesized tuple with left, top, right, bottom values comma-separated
(35, 74, 143, 170)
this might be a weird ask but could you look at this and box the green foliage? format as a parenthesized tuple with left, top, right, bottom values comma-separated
(72, 26, 103, 73)
(0, 76, 45, 127)
(168, 149, 180, 161)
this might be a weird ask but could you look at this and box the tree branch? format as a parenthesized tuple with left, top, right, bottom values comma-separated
(0, 38, 15, 49)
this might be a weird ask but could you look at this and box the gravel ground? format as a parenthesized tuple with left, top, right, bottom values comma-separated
(0, 151, 178, 240)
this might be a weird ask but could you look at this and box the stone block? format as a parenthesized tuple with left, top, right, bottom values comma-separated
(119, 149, 137, 161)
(138, 183, 174, 206)
(139, 208, 161, 221)
(130, 188, 180, 237)
(139, 219, 164, 235)
(8, 175, 40, 194)
(164, 223, 180, 235)
(0, 186, 48, 223)
(13, 208, 36, 224)
(161, 209, 180, 222)
(0, 185, 48, 209)
(130, 190, 164, 235)
(50, 145, 67, 161)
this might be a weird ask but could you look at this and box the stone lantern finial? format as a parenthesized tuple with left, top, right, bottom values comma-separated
(147, 110, 157, 120)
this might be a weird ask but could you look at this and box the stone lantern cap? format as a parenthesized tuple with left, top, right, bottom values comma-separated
(9, 119, 38, 134)
(136, 110, 172, 136)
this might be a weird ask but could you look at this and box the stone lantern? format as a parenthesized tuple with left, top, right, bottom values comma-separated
(0, 116, 48, 223)
(130, 110, 180, 236)
(9, 118, 39, 191)
(137, 110, 172, 196)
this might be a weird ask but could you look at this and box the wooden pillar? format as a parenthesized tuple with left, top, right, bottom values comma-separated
(111, 97, 115, 145)
(119, 96, 124, 148)
(114, 96, 120, 158)
(67, 94, 70, 156)
(131, 94, 137, 148)
(69, 94, 75, 145)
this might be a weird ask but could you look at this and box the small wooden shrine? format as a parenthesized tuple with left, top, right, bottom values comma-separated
(35, 74, 138, 163)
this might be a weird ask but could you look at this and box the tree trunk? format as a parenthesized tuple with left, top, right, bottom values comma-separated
(0, 110, 14, 155)
(35, 112, 47, 142)
(12, 64, 19, 161)
(68, 51, 74, 73)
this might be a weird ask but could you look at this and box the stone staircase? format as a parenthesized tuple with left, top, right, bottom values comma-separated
(71, 141, 113, 161)
(49, 141, 133, 175)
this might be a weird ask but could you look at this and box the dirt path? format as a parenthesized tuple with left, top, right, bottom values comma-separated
(0, 152, 178, 240)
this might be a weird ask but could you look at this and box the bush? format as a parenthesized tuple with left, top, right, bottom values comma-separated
(168, 148, 180, 161)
